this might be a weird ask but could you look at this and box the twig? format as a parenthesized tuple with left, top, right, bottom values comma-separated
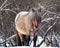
(1, 34, 17, 43)
(0, 0, 8, 8)
(42, 10, 48, 18)
(3, 9, 17, 14)
(0, 11, 7, 46)
(2, 3, 12, 9)
(43, 9, 60, 17)
(41, 16, 60, 23)
(37, 21, 56, 47)
(47, 11, 60, 16)
(39, 4, 60, 18)
(41, 7, 60, 18)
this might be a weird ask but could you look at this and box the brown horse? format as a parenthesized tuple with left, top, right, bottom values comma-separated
(15, 7, 41, 46)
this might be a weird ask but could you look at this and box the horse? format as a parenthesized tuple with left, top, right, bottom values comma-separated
(15, 7, 41, 47)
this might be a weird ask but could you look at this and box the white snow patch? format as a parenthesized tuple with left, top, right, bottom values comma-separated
(29, 36, 47, 48)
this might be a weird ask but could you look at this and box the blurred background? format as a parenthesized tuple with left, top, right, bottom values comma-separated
(0, 0, 60, 47)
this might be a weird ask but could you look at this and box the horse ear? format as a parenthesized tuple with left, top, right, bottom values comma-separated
(38, 8, 41, 12)
(32, 8, 35, 12)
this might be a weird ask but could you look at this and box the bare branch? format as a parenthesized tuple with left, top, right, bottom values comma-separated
(2, 3, 12, 9)
(41, 16, 60, 23)
(37, 21, 56, 47)
(42, 9, 60, 17)
(42, 11, 47, 18)
(41, 6, 60, 18)
(3, 9, 17, 14)
(0, 0, 8, 8)
(47, 11, 60, 16)
(2, 34, 17, 43)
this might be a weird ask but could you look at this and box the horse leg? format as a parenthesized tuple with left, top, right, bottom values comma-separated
(18, 32, 30, 46)
(27, 35, 30, 46)
(33, 35, 37, 47)
(18, 32, 25, 46)
(33, 32, 38, 47)
(22, 35, 30, 46)
(17, 33, 22, 46)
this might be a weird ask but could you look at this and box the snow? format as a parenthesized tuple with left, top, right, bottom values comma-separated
(0, 36, 47, 48)
(0, 36, 59, 48)
(29, 36, 47, 48)
(0, 46, 58, 48)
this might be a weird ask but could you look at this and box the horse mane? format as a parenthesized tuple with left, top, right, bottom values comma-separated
(26, 8, 41, 29)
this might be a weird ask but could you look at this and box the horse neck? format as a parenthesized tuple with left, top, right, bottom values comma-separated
(26, 10, 34, 28)
(28, 10, 34, 17)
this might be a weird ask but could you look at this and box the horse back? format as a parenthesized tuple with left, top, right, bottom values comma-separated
(15, 11, 29, 35)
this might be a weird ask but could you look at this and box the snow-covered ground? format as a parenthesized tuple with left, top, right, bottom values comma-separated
(30, 36, 47, 48)
(0, 36, 59, 48)
(0, 36, 47, 48)
(0, 46, 59, 48)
